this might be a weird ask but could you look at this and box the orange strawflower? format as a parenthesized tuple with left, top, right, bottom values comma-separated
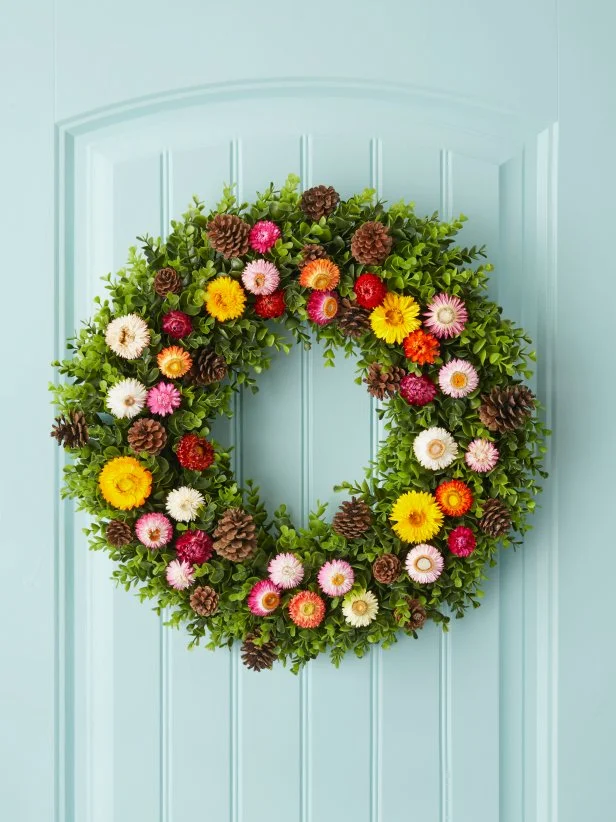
(402, 329, 440, 365)
(435, 480, 473, 517)
(288, 591, 326, 628)
(157, 346, 193, 379)
(299, 259, 340, 291)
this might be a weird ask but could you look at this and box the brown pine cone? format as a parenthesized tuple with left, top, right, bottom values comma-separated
(300, 185, 340, 221)
(299, 243, 328, 268)
(364, 363, 406, 400)
(213, 508, 257, 562)
(106, 520, 133, 547)
(479, 499, 512, 538)
(407, 598, 427, 630)
(372, 553, 402, 584)
(337, 297, 371, 339)
(127, 418, 167, 455)
(190, 585, 219, 617)
(350, 221, 393, 265)
(50, 409, 89, 449)
(332, 497, 372, 539)
(154, 266, 182, 297)
(479, 385, 535, 432)
(187, 347, 228, 385)
(206, 213, 251, 258)
(241, 632, 277, 672)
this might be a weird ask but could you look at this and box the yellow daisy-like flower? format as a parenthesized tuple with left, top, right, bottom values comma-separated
(99, 456, 153, 510)
(205, 276, 246, 322)
(370, 292, 421, 344)
(157, 346, 192, 379)
(390, 491, 443, 544)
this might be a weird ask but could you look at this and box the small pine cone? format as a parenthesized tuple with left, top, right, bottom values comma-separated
(332, 497, 372, 539)
(299, 244, 328, 268)
(479, 499, 512, 538)
(372, 553, 402, 584)
(337, 298, 371, 339)
(407, 598, 427, 631)
(350, 221, 393, 265)
(187, 347, 228, 386)
(241, 632, 277, 672)
(364, 363, 406, 400)
(154, 266, 182, 297)
(206, 213, 251, 259)
(479, 385, 536, 433)
(50, 410, 89, 449)
(300, 185, 340, 221)
(127, 418, 167, 455)
(106, 520, 133, 547)
(190, 585, 219, 617)
(213, 508, 257, 562)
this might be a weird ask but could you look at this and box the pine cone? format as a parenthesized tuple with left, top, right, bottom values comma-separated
(241, 632, 277, 672)
(187, 347, 228, 386)
(364, 363, 406, 400)
(50, 410, 89, 449)
(300, 185, 340, 221)
(127, 418, 167, 455)
(190, 585, 219, 617)
(106, 520, 133, 547)
(332, 497, 372, 539)
(206, 213, 251, 258)
(479, 499, 512, 538)
(350, 221, 393, 265)
(154, 266, 182, 297)
(407, 598, 427, 630)
(372, 553, 402, 584)
(479, 385, 535, 432)
(299, 244, 328, 268)
(337, 297, 371, 339)
(213, 508, 257, 562)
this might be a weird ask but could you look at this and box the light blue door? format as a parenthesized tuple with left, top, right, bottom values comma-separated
(2, 3, 615, 821)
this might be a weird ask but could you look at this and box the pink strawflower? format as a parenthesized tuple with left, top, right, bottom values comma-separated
(448, 526, 477, 557)
(405, 544, 444, 584)
(268, 552, 304, 589)
(317, 559, 354, 597)
(175, 530, 213, 565)
(424, 293, 468, 339)
(306, 290, 339, 325)
(147, 381, 181, 416)
(465, 438, 499, 472)
(166, 559, 195, 590)
(439, 359, 479, 398)
(249, 220, 281, 253)
(162, 310, 192, 339)
(135, 512, 173, 549)
(248, 579, 281, 616)
(399, 374, 437, 406)
(241, 259, 280, 295)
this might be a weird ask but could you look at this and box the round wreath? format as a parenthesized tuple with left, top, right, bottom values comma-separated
(51, 175, 548, 672)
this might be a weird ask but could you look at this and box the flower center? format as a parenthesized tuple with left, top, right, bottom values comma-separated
(124, 396, 135, 406)
(385, 308, 404, 326)
(322, 297, 337, 318)
(166, 357, 183, 376)
(262, 592, 279, 610)
(451, 372, 467, 388)
(148, 528, 161, 542)
(427, 438, 446, 459)
(254, 272, 265, 287)
(352, 600, 368, 616)
(118, 328, 134, 345)
(314, 275, 329, 289)
(436, 306, 455, 324)
(408, 511, 426, 527)
(416, 556, 433, 571)
(117, 476, 136, 493)
(331, 572, 345, 586)
(301, 602, 315, 616)
(446, 492, 461, 507)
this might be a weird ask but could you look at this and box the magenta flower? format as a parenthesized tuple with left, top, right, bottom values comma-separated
(162, 310, 192, 339)
(318, 559, 354, 597)
(399, 374, 437, 406)
(166, 559, 195, 590)
(175, 530, 213, 565)
(447, 526, 477, 557)
(249, 220, 281, 253)
(248, 580, 281, 616)
(424, 294, 468, 339)
(306, 290, 339, 325)
(135, 512, 173, 549)
(147, 381, 181, 416)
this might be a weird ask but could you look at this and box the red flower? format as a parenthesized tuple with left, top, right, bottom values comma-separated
(353, 273, 387, 309)
(447, 526, 477, 557)
(254, 290, 286, 319)
(399, 374, 437, 406)
(288, 591, 326, 628)
(176, 434, 215, 471)
(162, 310, 193, 339)
(402, 329, 440, 365)
(175, 530, 213, 565)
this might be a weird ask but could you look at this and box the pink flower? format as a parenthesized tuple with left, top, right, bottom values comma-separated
(424, 293, 468, 339)
(317, 559, 354, 597)
(438, 359, 479, 398)
(306, 290, 339, 325)
(166, 559, 195, 590)
(147, 382, 181, 416)
(405, 544, 444, 584)
(447, 526, 477, 557)
(249, 220, 281, 253)
(135, 512, 173, 549)
(465, 438, 499, 472)
(162, 310, 192, 339)
(399, 374, 437, 406)
(248, 580, 281, 616)
(241, 259, 280, 295)
(175, 530, 213, 565)
(268, 552, 304, 589)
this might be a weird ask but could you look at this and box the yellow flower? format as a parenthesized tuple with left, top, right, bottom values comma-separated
(99, 456, 152, 510)
(390, 491, 443, 543)
(370, 292, 421, 344)
(157, 346, 192, 378)
(205, 276, 246, 322)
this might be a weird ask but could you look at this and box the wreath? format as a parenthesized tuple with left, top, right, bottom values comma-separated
(51, 175, 548, 673)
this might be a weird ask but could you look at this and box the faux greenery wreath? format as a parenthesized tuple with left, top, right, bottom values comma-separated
(51, 175, 548, 673)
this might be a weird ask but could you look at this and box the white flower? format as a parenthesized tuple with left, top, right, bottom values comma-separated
(166, 559, 195, 590)
(105, 314, 150, 359)
(165, 486, 205, 522)
(342, 589, 379, 628)
(413, 427, 458, 471)
(106, 378, 147, 419)
(268, 552, 304, 589)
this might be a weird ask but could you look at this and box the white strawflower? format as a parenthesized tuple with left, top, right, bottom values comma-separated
(106, 378, 147, 419)
(166, 486, 205, 522)
(413, 427, 458, 471)
(105, 314, 150, 359)
(342, 589, 379, 628)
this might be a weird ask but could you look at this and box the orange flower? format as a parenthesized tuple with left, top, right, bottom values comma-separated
(299, 259, 340, 291)
(402, 329, 440, 365)
(288, 591, 326, 628)
(435, 480, 473, 517)
(157, 346, 192, 379)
